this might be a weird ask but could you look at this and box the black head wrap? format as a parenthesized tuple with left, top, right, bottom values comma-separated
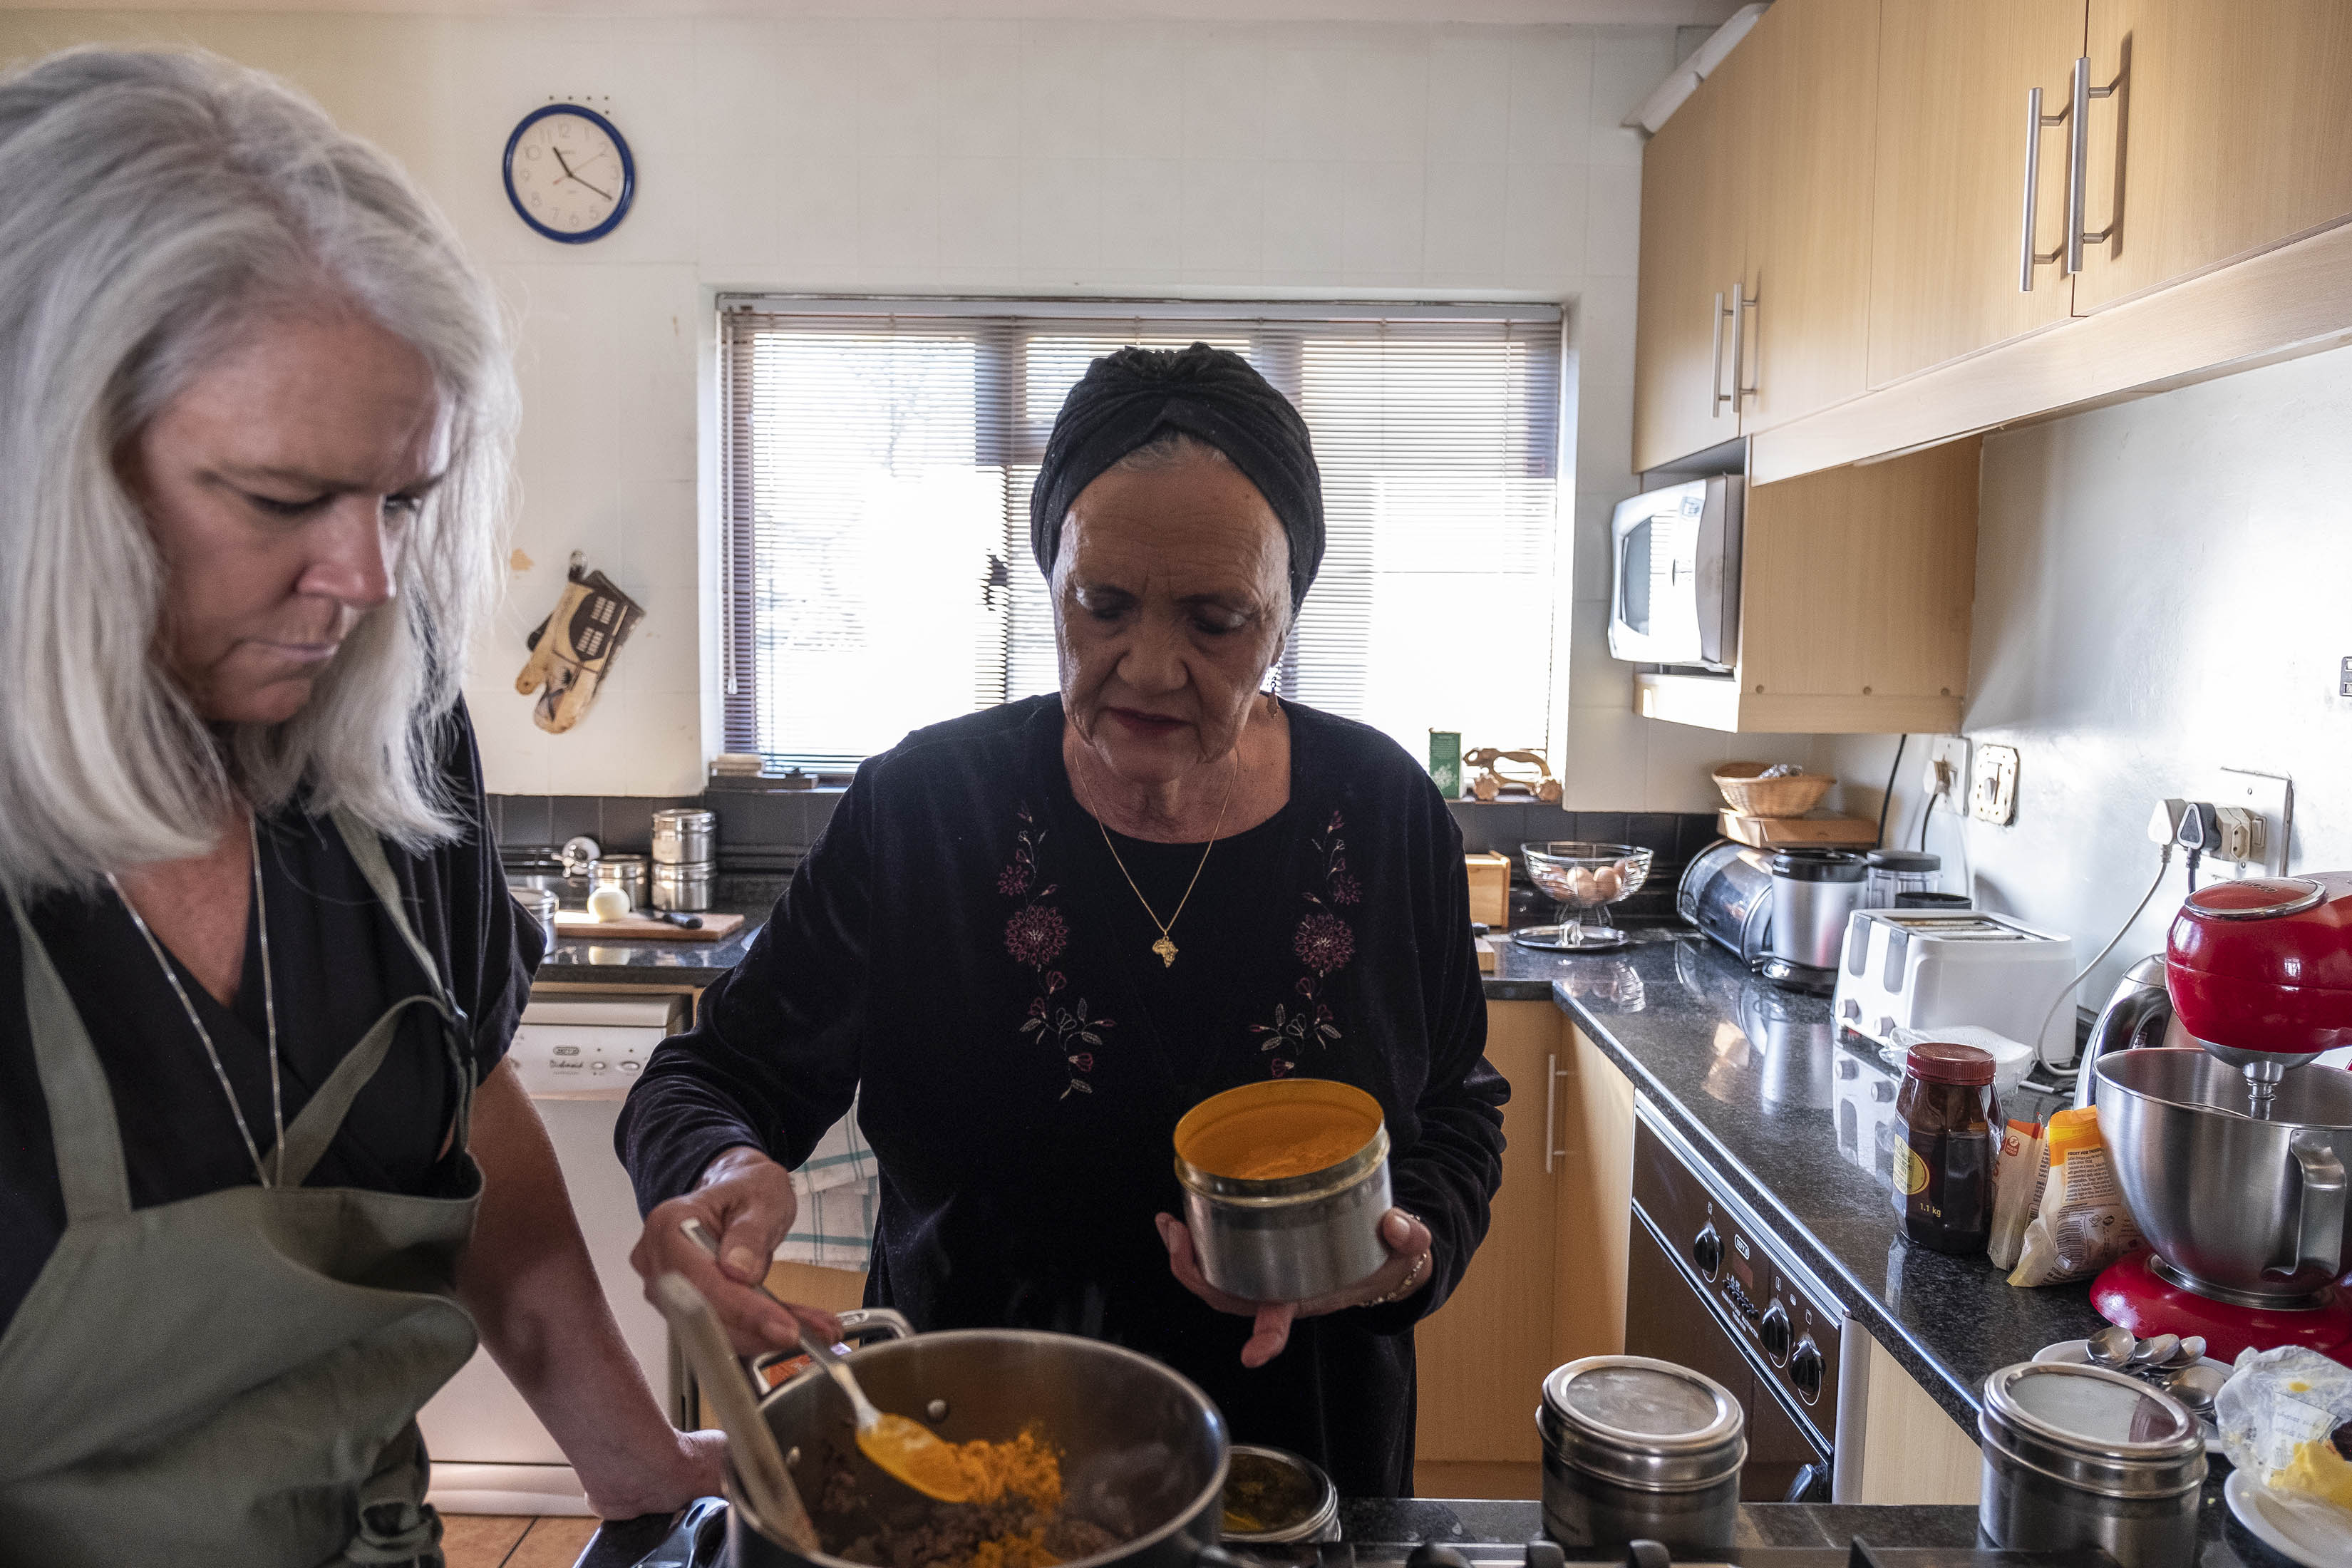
(1029, 342, 1324, 611)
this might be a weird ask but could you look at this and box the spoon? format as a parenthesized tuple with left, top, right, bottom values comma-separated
(679, 1218, 974, 1504)
(2160, 1335, 2207, 1370)
(2128, 1333, 2182, 1371)
(2087, 1324, 2137, 1370)
(650, 1272, 820, 1554)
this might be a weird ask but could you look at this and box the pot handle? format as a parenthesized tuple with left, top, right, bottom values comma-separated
(747, 1306, 917, 1388)
(2273, 1130, 2348, 1281)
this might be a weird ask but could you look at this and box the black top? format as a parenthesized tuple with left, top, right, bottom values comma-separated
(617, 696, 1506, 1495)
(0, 706, 539, 1333)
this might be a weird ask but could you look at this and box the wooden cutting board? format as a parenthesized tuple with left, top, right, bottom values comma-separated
(1718, 809, 1879, 848)
(551, 910, 747, 943)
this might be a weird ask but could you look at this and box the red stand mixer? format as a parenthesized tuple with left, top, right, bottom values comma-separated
(2085, 872, 2352, 1364)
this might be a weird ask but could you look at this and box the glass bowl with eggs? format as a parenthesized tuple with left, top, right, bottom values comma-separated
(1513, 842, 1654, 953)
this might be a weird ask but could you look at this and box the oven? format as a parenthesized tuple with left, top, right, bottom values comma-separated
(1624, 1098, 1857, 1505)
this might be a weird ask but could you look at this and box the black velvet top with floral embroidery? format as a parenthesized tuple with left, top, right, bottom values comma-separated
(617, 694, 1506, 1495)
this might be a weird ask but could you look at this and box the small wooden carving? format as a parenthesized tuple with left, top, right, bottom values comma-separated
(1463, 747, 1563, 805)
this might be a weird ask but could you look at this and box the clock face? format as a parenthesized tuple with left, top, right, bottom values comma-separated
(505, 105, 633, 243)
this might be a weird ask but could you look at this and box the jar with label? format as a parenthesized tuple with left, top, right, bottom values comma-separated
(1892, 1041, 1998, 1254)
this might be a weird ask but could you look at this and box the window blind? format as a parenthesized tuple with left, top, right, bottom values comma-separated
(719, 299, 1563, 774)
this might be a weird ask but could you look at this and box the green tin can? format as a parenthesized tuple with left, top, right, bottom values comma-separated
(1428, 731, 1463, 798)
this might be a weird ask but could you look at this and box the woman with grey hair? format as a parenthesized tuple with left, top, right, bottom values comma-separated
(0, 48, 719, 1561)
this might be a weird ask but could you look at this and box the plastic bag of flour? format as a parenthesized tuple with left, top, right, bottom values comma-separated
(2006, 1106, 2145, 1286)
(2217, 1346, 2352, 1523)
(1986, 1117, 2047, 1272)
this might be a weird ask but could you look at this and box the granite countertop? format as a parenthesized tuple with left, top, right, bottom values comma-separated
(1503, 927, 2103, 1430)
(530, 903, 768, 988)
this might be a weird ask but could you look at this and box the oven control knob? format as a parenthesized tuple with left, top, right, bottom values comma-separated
(1790, 1337, 1825, 1402)
(1760, 1303, 1792, 1362)
(1691, 1224, 1723, 1279)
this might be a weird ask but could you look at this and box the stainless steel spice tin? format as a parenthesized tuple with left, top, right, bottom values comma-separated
(1219, 1445, 1340, 1545)
(1978, 1362, 2204, 1568)
(590, 853, 649, 909)
(650, 807, 717, 866)
(1538, 1356, 1745, 1553)
(1173, 1079, 1393, 1303)
(652, 861, 716, 913)
(511, 886, 558, 951)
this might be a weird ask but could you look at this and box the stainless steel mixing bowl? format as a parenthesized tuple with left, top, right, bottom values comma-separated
(2094, 1048, 2352, 1304)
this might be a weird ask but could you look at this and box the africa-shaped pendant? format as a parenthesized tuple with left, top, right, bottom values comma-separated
(1152, 936, 1178, 968)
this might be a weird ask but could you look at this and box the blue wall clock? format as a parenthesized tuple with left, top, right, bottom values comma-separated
(504, 103, 634, 244)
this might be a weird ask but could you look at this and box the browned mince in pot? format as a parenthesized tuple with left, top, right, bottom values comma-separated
(820, 1431, 1128, 1568)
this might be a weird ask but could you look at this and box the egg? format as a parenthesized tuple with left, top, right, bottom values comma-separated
(587, 884, 633, 922)
(1594, 865, 1626, 901)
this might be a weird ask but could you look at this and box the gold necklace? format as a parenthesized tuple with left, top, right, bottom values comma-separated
(1095, 755, 1239, 969)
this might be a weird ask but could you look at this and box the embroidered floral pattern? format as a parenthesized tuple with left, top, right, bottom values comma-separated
(1001, 807, 1110, 1100)
(1253, 810, 1358, 1078)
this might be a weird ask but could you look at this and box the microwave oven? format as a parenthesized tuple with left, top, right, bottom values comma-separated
(1606, 475, 1743, 671)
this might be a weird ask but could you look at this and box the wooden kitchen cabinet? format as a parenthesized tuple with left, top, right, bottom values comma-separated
(1631, 46, 1750, 474)
(1415, 999, 1564, 1500)
(2072, 0, 2352, 311)
(1738, 0, 1880, 433)
(1634, 438, 1979, 734)
(1414, 1008, 1636, 1501)
(1867, 0, 2085, 387)
(1850, 1330, 1981, 1504)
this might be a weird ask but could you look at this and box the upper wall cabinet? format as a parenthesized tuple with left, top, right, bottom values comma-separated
(1632, 0, 1879, 472)
(1867, 1, 2083, 386)
(2073, 0, 2352, 310)
(1634, 0, 2352, 486)
(1632, 52, 1749, 473)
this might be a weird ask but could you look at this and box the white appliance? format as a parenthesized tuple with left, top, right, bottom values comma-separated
(1606, 475, 1743, 670)
(419, 994, 685, 1516)
(1831, 909, 2078, 1068)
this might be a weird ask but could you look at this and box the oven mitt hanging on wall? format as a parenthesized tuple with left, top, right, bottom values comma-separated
(515, 552, 644, 734)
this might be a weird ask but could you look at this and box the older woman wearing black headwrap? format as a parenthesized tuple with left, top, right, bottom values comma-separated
(620, 344, 1505, 1495)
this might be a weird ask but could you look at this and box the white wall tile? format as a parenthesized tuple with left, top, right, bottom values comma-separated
(1589, 29, 1676, 166)
(1583, 161, 1643, 278)
(1426, 36, 1512, 163)
(1019, 38, 1103, 161)
(858, 156, 938, 272)
(1095, 35, 1187, 160)
(1561, 706, 1649, 810)
(1505, 32, 1594, 163)
(932, 38, 1022, 160)
(1502, 160, 1587, 287)
(1179, 157, 1264, 279)
(1098, 161, 1186, 274)
(1259, 159, 1346, 279)
(1020, 158, 1101, 274)
(1181, 36, 1271, 161)
(1423, 160, 1507, 282)
(938, 158, 1023, 269)
(1341, 159, 1423, 284)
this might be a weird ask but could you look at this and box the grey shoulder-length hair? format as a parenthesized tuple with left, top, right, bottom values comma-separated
(0, 46, 516, 897)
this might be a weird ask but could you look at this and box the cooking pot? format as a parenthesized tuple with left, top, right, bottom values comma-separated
(726, 1312, 1233, 1568)
(2093, 1048, 2352, 1304)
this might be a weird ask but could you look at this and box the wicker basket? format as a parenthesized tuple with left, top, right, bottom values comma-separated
(1713, 762, 1835, 817)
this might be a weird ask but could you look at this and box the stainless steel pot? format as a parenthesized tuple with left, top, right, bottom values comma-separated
(651, 807, 717, 866)
(728, 1314, 1231, 1568)
(1978, 1361, 2204, 1568)
(2094, 1047, 2352, 1304)
(1537, 1356, 1744, 1553)
(1218, 1446, 1338, 1545)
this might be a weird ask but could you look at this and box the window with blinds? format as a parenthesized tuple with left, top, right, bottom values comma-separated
(718, 299, 1564, 773)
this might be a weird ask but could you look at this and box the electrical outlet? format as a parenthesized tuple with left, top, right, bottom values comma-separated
(2207, 768, 2292, 878)
(1970, 744, 2019, 825)
(1925, 736, 1969, 813)
(2341, 656, 2352, 698)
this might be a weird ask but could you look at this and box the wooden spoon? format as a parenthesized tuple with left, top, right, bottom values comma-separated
(650, 1272, 820, 1554)
(679, 1218, 974, 1504)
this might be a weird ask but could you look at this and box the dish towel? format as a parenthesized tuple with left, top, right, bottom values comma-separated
(779, 1096, 877, 1270)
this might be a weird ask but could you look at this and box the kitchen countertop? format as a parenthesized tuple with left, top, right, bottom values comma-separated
(531, 904, 768, 988)
(1500, 927, 2102, 1430)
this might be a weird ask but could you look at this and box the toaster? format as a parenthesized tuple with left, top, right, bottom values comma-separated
(1831, 909, 2078, 1066)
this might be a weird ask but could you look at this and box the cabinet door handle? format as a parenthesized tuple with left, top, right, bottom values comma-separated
(2019, 84, 2070, 290)
(1544, 1051, 1567, 1175)
(2065, 55, 2120, 275)
(1709, 292, 1733, 418)
(1733, 286, 1758, 406)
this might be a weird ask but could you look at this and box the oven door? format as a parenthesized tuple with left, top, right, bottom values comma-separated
(1626, 1216, 1830, 1502)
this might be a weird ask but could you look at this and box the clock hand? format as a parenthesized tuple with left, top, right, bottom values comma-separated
(568, 172, 615, 202)
(550, 145, 577, 177)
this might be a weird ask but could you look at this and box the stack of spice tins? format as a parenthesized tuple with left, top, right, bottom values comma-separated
(650, 807, 717, 912)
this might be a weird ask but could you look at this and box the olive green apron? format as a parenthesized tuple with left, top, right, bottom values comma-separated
(0, 813, 484, 1567)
